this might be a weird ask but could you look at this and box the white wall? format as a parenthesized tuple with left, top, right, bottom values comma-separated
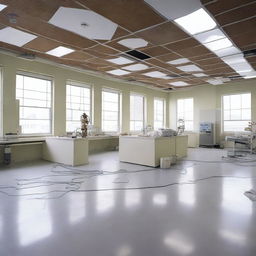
(169, 79, 256, 145)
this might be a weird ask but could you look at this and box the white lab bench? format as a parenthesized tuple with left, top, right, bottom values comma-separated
(43, 137, 88, 166)
(119, 135, 188, 167)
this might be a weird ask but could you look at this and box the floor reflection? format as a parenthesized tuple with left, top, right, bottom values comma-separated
(18, 198, 52, 246)
(116, 245, 132, 256)
(178, 167, 195, 206)
(221, 179, 253, 216)
(164, 230, 195, 255)
(220, 229, 247, 246)
(69, 192, 86, 224)
(153, 193, 167, 206)
(125, 190, 141, 209)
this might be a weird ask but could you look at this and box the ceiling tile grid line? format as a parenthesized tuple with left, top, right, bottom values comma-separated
(0, 0, 255, 89)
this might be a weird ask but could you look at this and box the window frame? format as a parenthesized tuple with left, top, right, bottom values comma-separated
(16, 71, 53, 136)
(66, 80, 92, 133)
(176, 97, 194, 132)
(154, 97, 165, 130)
(221, 92, 251, 133)
(130, 93, 146, 132)
(101, 88, 121, 133)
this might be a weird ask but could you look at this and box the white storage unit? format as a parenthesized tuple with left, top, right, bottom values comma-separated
(43, 137, 88, 166)
(119, 135, 188, 167)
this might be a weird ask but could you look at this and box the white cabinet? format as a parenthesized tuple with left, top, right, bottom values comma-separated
(119, 136, 188, 167)
(43, 137, 88, 166)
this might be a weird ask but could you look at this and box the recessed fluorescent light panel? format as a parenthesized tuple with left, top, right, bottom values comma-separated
(194, 28, 225, 44)
(49, 7, 118, 40)
(118, 38, 148, 49)
(169, 81, 189, 86)
(144, 0, 201, 20)
(177, 64, 203, 72)
(192, 73, 208, 77)
(207, 79, 223, 85)
(204, 37, 233, 51)
(167, 58, 190, 65)
(46, 46, 74, 57)
(0, 27, 37, 47)
(107, 69, 130, 76)
(107, 56, 134, 65)
(143, 71, 167, 78)
(221, 54, 245, 65)
(0, 4, 7, 11)
(214, 46, 241, 57)
(122, 64, 149, 71)
(174, 8, 216, 35)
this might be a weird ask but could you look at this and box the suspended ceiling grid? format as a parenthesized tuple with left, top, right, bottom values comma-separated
(0, 0, 255, 90)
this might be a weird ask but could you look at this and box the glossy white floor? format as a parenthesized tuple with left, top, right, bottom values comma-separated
(0, 148, 256, 256)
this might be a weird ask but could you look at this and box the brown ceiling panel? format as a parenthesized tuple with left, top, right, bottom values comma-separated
(214, 2, 256, 26)
(2, 0, 83, 21)
(140, 46, 170, 57)
(77, 0, 165, 32)
(0, 13, 97, 49)
(175, 45, 213, 58)
(156, 52, 182, 62)
(165, 37, 200, 51)
(23, 37, 60, 52)
(62, 51, 94, 61)
(223, 17, 256, 36)
(135, 22, 189, 45)
(194, 57, 225, 66)
(228, 30, 256, 50)
(89, 44, 120, 55)
(204, 0, 254, 15)
(111, 27, 131, 40)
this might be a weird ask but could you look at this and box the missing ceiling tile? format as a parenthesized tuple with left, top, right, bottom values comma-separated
(243, 49, 256, 57)
(125, 50, 151, 60)
(228, 75, 243, 80)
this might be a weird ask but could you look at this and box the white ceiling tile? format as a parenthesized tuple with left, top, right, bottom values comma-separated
(0, 27, 37, 47)
(49, 7, 118, 40)
(46, 46, 75, 57)
(107, 69, 131, 76)
(122, 64, 149, 71)
(169, 81, 189, 86)
(167, 58, 190, 65)
(107, 57, 134, 65)
(144, 0, 201, 20)
(194, 28, 225, 44)
(177, 64, 203, 72)
(118, 38, 148, 49)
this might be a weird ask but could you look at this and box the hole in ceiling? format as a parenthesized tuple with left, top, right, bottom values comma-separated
(243, 48, 256, 57)
(163, 87, 174, 91)
(228, 75, 243, 80)
(125, 50, 151, 60)
(7, 13, 18, 24)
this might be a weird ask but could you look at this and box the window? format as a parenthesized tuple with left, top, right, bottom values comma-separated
(130, 94, 145, 131)
(16, 73, 52, 134)
(102, 89, 120, 132)
(154, 98, 165, 130)
(222, 93, 251, 132)
(66, 83, 91, 132)
(177, 98, 194, 131)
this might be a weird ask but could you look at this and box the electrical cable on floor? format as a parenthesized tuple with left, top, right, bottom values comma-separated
(0, 157, 256, 199)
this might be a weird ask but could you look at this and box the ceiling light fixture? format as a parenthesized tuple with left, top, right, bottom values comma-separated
(107, 69, 131, 76)
(192, 73, 208, 77)
(167, 58, 190, 65)
(194, 28, 225, 44)
(204, 37, 233, 51)
(143, 71, 167, 78)
(174, 8, 216, 35)
(46, 46, 75, 57)
(177, 64, 203, 72)
(214, 46, 241, 57)
(0, 27, 37, 47)
(107, 56, 134, 65)
(0, 4, 7, 12)
(118, 38, 148, 49)
(122, 63, 149, 71)
(207, 79, 223, 85)
(169, 81, 189, 86)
